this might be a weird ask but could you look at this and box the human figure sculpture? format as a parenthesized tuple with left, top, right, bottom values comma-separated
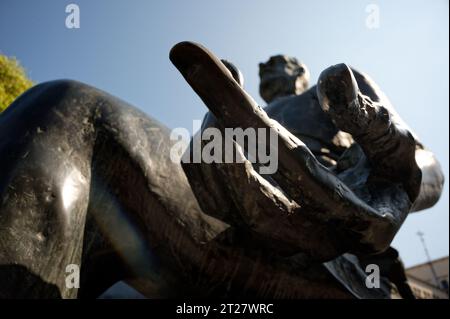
(0, 42, 444, 298)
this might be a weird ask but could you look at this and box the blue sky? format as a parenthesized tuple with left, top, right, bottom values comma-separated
(0, 0, 448, 267)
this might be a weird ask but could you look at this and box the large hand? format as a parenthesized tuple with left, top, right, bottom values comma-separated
(170, 42, 444, 262)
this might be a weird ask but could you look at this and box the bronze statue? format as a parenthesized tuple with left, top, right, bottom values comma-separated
(0, 42, 444, 298)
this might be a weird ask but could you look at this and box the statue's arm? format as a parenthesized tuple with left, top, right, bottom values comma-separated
(319, 66, 444, 213)
(410, 148, 444, 212)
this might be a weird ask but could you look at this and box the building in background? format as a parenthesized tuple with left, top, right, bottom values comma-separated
(405, 256, 449, 299)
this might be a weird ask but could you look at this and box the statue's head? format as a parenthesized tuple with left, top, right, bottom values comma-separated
(259, 55, 309, 104)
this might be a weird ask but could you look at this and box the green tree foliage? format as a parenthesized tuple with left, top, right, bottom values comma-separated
(0, 54, 33, 112)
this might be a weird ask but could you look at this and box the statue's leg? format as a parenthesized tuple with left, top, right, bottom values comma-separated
(0, 79, 219, 298)
(0, 81, 95, 298)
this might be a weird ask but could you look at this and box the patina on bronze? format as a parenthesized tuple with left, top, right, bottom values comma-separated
(0, 42, 444, 299)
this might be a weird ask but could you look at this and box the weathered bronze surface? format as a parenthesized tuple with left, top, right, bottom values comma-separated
(0, 42, 444, 298)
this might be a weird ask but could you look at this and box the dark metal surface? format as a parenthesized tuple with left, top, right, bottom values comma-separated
(0, 41, 444, 299)
(170, 42, 444, 298)
(0, 79, 349, 298)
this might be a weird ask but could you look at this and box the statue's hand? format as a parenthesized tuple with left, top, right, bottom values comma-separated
(170, 42, 443, 261)
(317, 64, 443, 213)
